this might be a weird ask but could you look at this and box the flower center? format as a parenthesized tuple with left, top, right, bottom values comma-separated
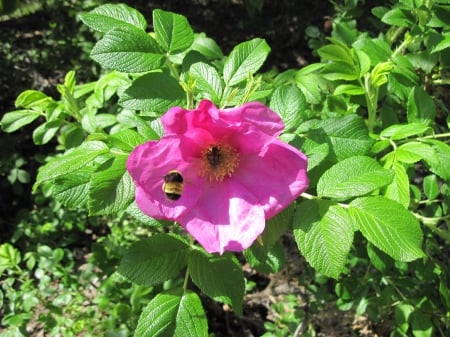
(200, 143, 240, 181)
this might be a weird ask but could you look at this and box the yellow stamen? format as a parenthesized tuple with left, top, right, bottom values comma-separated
(200, 143, 240, 181)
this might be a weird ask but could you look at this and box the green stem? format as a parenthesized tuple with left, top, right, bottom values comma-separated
(392, 36, 410, 57)
(300, 192, 317, 200)
(165, 54, 180, 80)
(388, 26, 406, 45)
(432, 79, 450, 85)
(384, 276, 409, 303)
(414, 213, 450, 243)
(363, 75, 378, 133)
(420, 132, 450, 140)
(301, 192, 349, 208)
(186, 90, 194, 110)
(182, 234, 196, 291)
(182, 265, 190, 291)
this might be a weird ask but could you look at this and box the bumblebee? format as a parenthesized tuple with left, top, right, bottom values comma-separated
(162, 170, 183, 200)
(206, 145, 222, 168)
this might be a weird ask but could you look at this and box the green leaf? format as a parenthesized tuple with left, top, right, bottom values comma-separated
(79, 3, 147, 32)
(153, 9, 194, 54)
(317, 44, 353, 64)
(91, 26, 164, 73)
(0, 110, 41, 133)
(382, 7, 414, 27)
(422, 139, 450, 181)
(354, 49, 371, 76)
(119, 72, 185, 115)
(118, 235, 189, 286)
(322, 61, 359, 81)
(389, 55, 419, 99)
(308, 115, 374, 162)
(269, 85, 306, 131)
(431, 33, 450, 53)
(353, 35, 391, 65)
(243, 240, 285, 274)
(0, 243, 21, 274)
(407, 86, 436, 125)
(190, 62, 224, 104)
(53, 165, 95, 208)
(385, 161, 410, 208)
(61, 123, 84, 149)
(333, 84, 365, 96)
(261, 204, 295, 249)
(372, 139, 391, 154)
(295, 63, 324, 104)
(380, 122, 430, 140)
(423, 174, 439, 200)
(75, 81, 96, 99)
(88, 156, 135, 215)
(371, 61, 394, 87)
(86, 71, 130, 108)
(394, 142, 436, 164)
(349, 196, 424, 261)
(34, 140, 109, 189)
(116, 110, 160, 140)
(406, 52, 437, 74)
(32, 120, 61, 145)
(96, 114, 117, 130)
(221, 81, 272, 105)
(317, 156, 394, 200)
(108, 129, 145, 152)
(15, 90, 53, 109)
(367, 243, 395, 273)
(191, 33, 224, 60)
(188, 250, 244, 315)
(303, 142, 329, 171)
(223, 38, 270, 86)
(58, 80, 79, 118)
(126, 202, 167, 227)
(81, 108, 97, 134)
(411, 311, 433, 337)
(293, 200, 354, 279)
(135, 289, 207, 337)
(332, 20, 358, 45)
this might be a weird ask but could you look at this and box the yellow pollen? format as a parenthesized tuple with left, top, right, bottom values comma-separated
(200, 143, 240, 181)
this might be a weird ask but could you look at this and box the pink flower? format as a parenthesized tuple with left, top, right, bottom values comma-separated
(126, 100, 309, 254)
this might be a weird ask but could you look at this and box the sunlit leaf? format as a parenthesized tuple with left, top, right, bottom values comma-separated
(153, 9, 194, 54)
(90, 26, 164, 73)
(118, 235, 189, 286)
(349, 196, 424, 261)
(135, 289, 207, 337)
(88, 156, 135, 215)
(318, 156, 394, 200)
(190, 62, 224, 104)
(270, 85, 306, 131)
(119, 72, 185, 115)
(34, 141, 109, 189)
(223, 38, 270, 86)
(1, 110, 41, 133)
(79, 3, 147, 32)
(188, 250, 244, 315)
(294, 200, 354, 279)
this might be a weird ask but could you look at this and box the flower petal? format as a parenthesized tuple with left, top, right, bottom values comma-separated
(180, 179, 266, 254)
(127, 99, 310, 254)
(127, 136, 203, 220)
(219, 101, 284, 137)
(233, 139, 309, 219)
(162, 100, 284, 140)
